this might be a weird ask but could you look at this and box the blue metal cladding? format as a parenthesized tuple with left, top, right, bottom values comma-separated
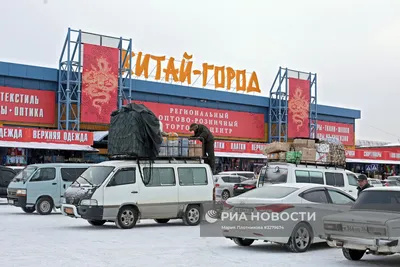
(0, 61, 361, 124)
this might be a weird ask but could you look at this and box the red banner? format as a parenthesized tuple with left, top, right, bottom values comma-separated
(81, 44, 119, 124)
(0, 127, 93, 146)
(125, 100, 265, 139)
(316, 121, 355, 146)
(0, 86, 56, 124)
(288, 78, 310, 138)
(346, 149, 400, 162)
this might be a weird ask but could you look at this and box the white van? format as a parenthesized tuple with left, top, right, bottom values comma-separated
(61, 159, 214, 229)
(257, 162, 359, 198)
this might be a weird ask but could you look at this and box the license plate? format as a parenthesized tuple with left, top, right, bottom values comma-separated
(64, 207, 73, 215)
(234, 207, 253, 213)
(237, 187, 244, 189)
(8, 199, 14, 204)
(342, 224, 367, 233)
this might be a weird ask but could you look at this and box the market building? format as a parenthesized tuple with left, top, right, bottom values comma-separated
(0, 28, 368, 173)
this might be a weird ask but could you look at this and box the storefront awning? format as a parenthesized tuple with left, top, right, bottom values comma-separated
(0, 141, 98, 152)
(346, 158, 400, 165)
(216, 152, 268, 159)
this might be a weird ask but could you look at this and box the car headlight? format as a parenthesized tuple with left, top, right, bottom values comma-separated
(16, 189, 27, 196)
(61, 197, 66, 204)
(80, 199, 98, 206)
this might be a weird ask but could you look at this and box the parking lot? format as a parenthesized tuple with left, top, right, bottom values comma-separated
(0, 200, 399, 267)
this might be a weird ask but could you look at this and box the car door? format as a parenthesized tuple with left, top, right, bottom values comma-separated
(326, 189, 355, 213)
(138, 166, 179, 219)
(345, 173, 359, 198)
(103, 167, 139, 219)
(300, 188, 338, 239)
(26, 167, 57, 205)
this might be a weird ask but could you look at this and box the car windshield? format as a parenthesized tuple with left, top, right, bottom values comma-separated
(74, 166, 114, 186)
(351, 190, 400, 213)
(12, 166, 37, 182)
(240, 186, 298, 199)
(258, 165, 288, 185)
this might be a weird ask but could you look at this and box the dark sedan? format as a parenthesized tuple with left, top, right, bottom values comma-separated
(233, 179, 257, 196)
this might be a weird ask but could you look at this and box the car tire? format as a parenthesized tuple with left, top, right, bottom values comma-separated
(233, 237, 254, 246)
(221, 190, 230, 200)
(36, 197, 54, 215)
(342, 248, 365, 261)
(88, 220, 106, 226)
(287, 222, 313, 253)
(116, 206, 138, 229)
(155, 219, 170, 224)
(21, 207, 35, 213)
(183, 205, 201, 226)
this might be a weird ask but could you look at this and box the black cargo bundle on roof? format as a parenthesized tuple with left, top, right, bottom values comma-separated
(108, 103, 163, 158)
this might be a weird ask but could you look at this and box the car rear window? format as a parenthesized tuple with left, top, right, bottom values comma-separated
(352, 190, 400, 212)
(240, 186, 298, 198)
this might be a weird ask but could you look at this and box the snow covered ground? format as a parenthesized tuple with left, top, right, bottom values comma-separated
(0, 199, 399, 267)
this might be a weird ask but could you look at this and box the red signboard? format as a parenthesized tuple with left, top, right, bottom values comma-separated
(125, 101, 265, 139)
(0, 86, 56, 124)
(81, 44, 119, 124)
(288, 78, 310, 138)
(0, 127, 94, 146)
(316, 121, 355, 146)
(346, 149, 400, 161)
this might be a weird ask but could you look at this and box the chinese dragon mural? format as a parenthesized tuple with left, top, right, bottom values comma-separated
(288, 78, 310, 138)
(81, 44, 119, 124)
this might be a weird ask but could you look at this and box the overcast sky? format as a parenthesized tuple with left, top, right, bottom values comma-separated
(1, 0, 399, 142)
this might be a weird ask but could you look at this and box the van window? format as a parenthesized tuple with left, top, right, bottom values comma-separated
(143, 167, 175, 186)
(61, 168, 88, 182)
(76, 166, 114, 186)
(108, 168, 135, 186)
(347, 173, 358, 186)
(259, 166, 288, 184)
(295, 170, 324, 184)
(178, 167, 208, 186)
(325, 172, 345, 187)
(301, 190, 329, 203)
(30, 168, 56, 182)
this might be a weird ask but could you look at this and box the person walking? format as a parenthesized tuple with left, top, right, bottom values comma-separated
(189, 123, 215, 174)
(357, 174, 373, 197)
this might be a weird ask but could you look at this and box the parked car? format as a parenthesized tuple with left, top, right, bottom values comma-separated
(214, 175, 250, 200)
(257, 163, 359, 198)
(382, 180, 400, 186)
(322, 187, 400, 261)
(217, 171, 255, 179)
(222, 183, 355, 252)
(233, 179, 257, 196)
(367, 178, 383, 187)
(0, 166, 17, 198)
(7, 163, 93, 215)
(61, 159, 214, 229)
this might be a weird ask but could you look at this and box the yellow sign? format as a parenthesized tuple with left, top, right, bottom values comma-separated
(122, 51, 261, 93)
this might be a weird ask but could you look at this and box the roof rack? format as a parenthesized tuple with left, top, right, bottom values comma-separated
(266, 158, 346, 169)
(108, 154, 206, 164)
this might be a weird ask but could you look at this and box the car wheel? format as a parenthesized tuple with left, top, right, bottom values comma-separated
(221, 190, 230, 200)
(287, 222, 313, 253)
(342, 248, 365, 260)
(183, 205, 201, 226)
(233, 237, 254, 246)
(36, 197, 54, 215)
(116, 206, 138, 229)
(155, 219, 170, 224)
(21, 207, 35, 213)
(88, 220, 106, 226)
